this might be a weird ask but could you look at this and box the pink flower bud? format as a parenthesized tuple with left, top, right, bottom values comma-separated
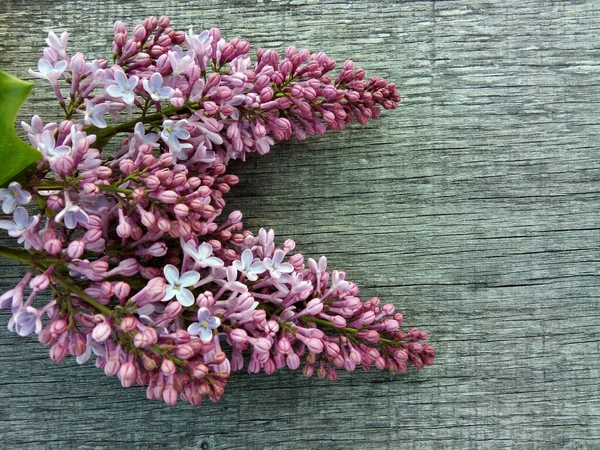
(173, 344, 194, 360)
(163, 386, 178, 406)
(156, 190, 178, 203)
(286, 353, 300, 370)
(133, 25, 147, 41)
(304, 298, 323, 316)
(173, 203, 189, 217)
(164, 301, 182, 319)
(49, 318, 68, 335)
(118, 362, 137, 387)
(113, 282, 131, 302)
(229, 328, 248, 347)
(161, 358, 176, 376)
(30, 273, 50, 291)
(67, 240, 85, 259)
(84, 228, 103, 243)
(95, 166, 112, 179)
(277, 337, 291, 354)
(119, 159, 136, 174)
(92, 321, 112, 342)
(50, 342, 68, 363)
(68, 332, 87, 357)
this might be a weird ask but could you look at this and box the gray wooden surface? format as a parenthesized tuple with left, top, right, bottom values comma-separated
(1, 0, 599, 448)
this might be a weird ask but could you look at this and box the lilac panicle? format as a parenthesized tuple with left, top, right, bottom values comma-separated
(0, 16, 432, 407)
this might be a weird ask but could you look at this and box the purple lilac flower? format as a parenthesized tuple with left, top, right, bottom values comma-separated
(55, 203, 89, 229)
(233, 249, 266, 281)
(45, 31, 69, 59)
(81, 99, 109, 128)
(163, 264, 200, 307)
(37, 130, 71, 160)
(183, 241, 224, 269)
(106, 70, 139, 105)
(161, 119, 192, 160)
(28, 59, 67, 82)
(13, 307, 42, 337)
(0, 207, 39, 238)
(76, 334, 106, 365)
(142, 73, 173, 101)
(0, 182, 32, 214)
(263, 249, 294, 279)
(188, 307, 220, 343)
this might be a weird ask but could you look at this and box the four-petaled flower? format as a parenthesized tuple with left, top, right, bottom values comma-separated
(28, 59, 67, 82)
(163, 264, 200, 307)
(142, 73, 174, 101)
(188, 307, 220, 343)
(233, 249, 267, 281)
(37, 130, 71, 160)
(161, 119, 193, 160)
(0, 182, 32, 214)
(263, 249, 294, 279)
(81, 99, 109, 128)
(106, 70, 139, 105)
(55, 203, 89, 230)
(183, 241, 224, 268)
(0, 207, 40, 239)
(13, 307, 43, 337)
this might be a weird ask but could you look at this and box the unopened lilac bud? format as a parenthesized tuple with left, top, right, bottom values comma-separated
(306, 338, 324, 354)
(113, 281, 131, 302)
(92, 321, 112, 342)
(173, 203, 189, 217)
(161, 358, 176, 376)
(229, 328, 248, 347)
(330, 315, 346, 328)
(70, 52, 86, 74)
(49, 318, 68, 335)
(133, 25, 147, 41)
(163, 386, 178, 406)
(286, 353, 300, 370)
(173, 344, 194, 360)
(50, 342, 68, 363)
(119, 362, 137, 387)
(277, 337, 291, 354)
(211, 351, 227, 365)
(119, 159, 136, 174)
(67, 240, 85, 259)
(164, 301, 182, 319)
(69, 332, 87, 357)
(46, 195, 63, 210)
(304, 298, 323, 316)
(156, 190, 178, 203)
(95, 166, 112, 179)
(30, 273, 50, 291)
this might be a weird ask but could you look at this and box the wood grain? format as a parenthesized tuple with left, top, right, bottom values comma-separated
(0, 0, 599, 448)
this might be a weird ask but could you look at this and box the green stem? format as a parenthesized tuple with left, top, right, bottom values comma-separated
(298, 315, 397, 346)
(85, 102, 200, 149)
(0, 246, 112, 317)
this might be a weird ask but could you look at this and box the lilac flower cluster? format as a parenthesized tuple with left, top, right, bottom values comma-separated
(0, 17, 433, 406)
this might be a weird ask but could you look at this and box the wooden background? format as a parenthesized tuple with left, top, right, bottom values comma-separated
(1, 0, 599, 448)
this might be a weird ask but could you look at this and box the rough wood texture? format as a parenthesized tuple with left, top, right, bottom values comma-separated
(1, 1, 599, 448)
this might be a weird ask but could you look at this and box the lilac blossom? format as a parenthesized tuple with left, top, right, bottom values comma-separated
(81, 99, 109, 128)
(162, 264, 200, 307)
(106, 70, 139, 104)
(233, 249, 266, 281)
(55, 202, 89, 229)
(0, 182, 32, 214)
(37, 130, 71, 160)
(161, 119, 192, 159)
(0, 18, 431, 408)
(28, 59, 67, 82)
(0, 207, 39, 238)
(183, 241, 224, 269)
(188, 307, 220, 343)
(263, 249, 294, 279)
(142, 73, 173, 101)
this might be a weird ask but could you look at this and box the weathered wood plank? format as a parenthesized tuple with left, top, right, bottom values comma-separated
(0, 0, 599, 448)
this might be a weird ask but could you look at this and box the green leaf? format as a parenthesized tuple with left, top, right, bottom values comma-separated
(0, 70, 41, 186)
